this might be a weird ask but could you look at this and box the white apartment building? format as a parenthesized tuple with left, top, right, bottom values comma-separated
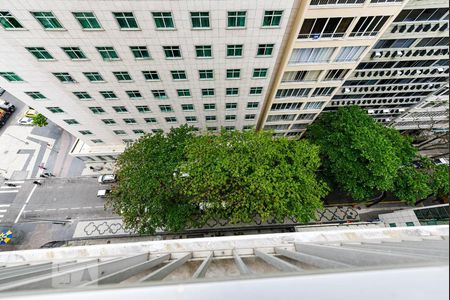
(0, 0, 299, 161)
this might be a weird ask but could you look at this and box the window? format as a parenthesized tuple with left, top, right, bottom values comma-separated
(310, 0, 364, 4)
(298, 18, 353, 39)
(204, 103, 216, 110)
(199, 69, 214, 80)
(207, 126, 218, 132)
(266, 114, 296, 122)
(136, 105, 150, 113)
(64, 119, 79, 125)
(99, 91, 118, 100)
(226, 88, 239, 96)
(73, 92, 92, 100)
(250, 87, 263, 95)
(335, 46, 367, 62)
(202, 89, 215, 97)
(126, 90, 142, 99)
(245, 114, 256, 120)
(191, 12, 210, 28)
(152, 12, 174, 29)
(171, 70, 187, 80)
(61, 47, 87, 60)
(394, 8, 448, 22)
(228, 11, 246, 28)
(113, 12, 138, 29)
(323, 69, 349, 81)
(159, 105, 173, 112)
(26, 47, 54, 60)
(123, 118, 137, 124)
(0, 72, 24, 82)
(47, 106, 64, 113)
(102, 119, 116, 125)
(247, 102, 259, 109)
(130, 46, 151, 59)
(113, 130, 126, 135)
(195, 45, 212, 58)
(133, 129, 145, 135)
(0, 11, 23, 29)
(181, 104, 194, 111)
(350, 16, 390, 37)
(185, 116, 197, 122)
(144, 118, 157, 124)
(72, 12, 101, 29)
(262, 11, 283, 27)
(165, 117, 177, 123)
(374, 39, 416, 49)
(226, 103, 238, 110)
(275, 88, 311, 98)
(289, 48, 335, 64)
(113, 106, 128, 113)
(243, 125, 254, 130)
(226, 69, 241, 79)
(91, 139, 104, 144)
(416, 37, 449, 47)
(96, 47, 120, 61)
(163, 46, 182, 58)
(53, 72, 76, 83)
(89, 107, 105, 114)
(142, 71, 159, 81)
(270, 102, 303, 110)
(113, 71, 132, 82)
(79, 130, 92, 135)
(122, 139, 134, 144)
(227, 45, 243, 57)
(205, 115, 217, 122)
(281, 70, 321, 82)
(303, 102, 324, 109)
(31, 12, 63, 29)
(152, 90, 168, 99)
(253, 68, 268, 78)
(257, 44, 274, 56)
(225, 115, 236, 121)
(311, 87, 336, 97)
(25, 91, 46, 99)
(177, 89, 191, 97)
(83, 72, 104, 82)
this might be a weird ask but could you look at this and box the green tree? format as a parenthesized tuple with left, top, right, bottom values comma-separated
(430, 164, 449, 199)
(307, 106, 420, 201)
(393, 166, 432, 205)
(176, 129, 328, 225)
(31, 113, 48, 127)
(107, 125, 197, 234)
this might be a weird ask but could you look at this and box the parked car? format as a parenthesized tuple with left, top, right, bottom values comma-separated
(0, 87, 5, 97)
(24, 108, 37, 118)
(97, 189, 111, 198)
(98, 174, 117, 184)
(18, 117, 34, 126)
(0, 108, 11, 127)
(433, 158, 449, 166)
(0, 99, 15, 112)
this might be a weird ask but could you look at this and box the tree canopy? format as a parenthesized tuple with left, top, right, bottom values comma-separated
(32, 113, 48, 127)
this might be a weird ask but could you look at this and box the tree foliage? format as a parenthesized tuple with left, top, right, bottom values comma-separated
(32, 113, 48, 127)
(393, 166, 432, 205)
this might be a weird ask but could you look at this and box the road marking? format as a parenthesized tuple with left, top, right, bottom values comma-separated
(34, 209, 44, 212)
(0, 209, 7, 213)
(0, 190, 19, 194)
(1, 186, 22, 189)
(70, 207, 80, 210)
(58, 208, 68, 211)
(0, 215, 3, 218)
(46, 208, 56, 211)
(0, 204, 10, 208)
(3, 181, 24, 184)
(14, 184, 37, 224)
(82, 206, 92, 209)
(95, 206, 104, 209)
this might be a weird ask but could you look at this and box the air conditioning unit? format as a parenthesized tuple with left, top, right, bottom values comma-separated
(416, 70, 422, 75)
(396, 71, 403, 76)
(385, 118, 391, 122)
(395, 51, 404, 57)
(374, 51, 382, 58)
(383, 109, 390, 113)
(437, 68, 444, 73)
(368, 109, 375, 114)
(399, 108, 405, 112)
(343, 88, 351, 93)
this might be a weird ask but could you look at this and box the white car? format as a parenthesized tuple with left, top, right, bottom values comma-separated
(18, 117, 33, 126)
(97, 189, 111, 198)
(434, 158, 449, 166)
(98, 174, 117, 184)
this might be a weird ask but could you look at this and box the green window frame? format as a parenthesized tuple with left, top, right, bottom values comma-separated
(83, 72, 104, 82)
(89, 106, 105, 114)
(177, 89, 191, 97)
(113, 12, 138, 29)
(0, 11, 23, 29)
(159, 105, 173, 112)
(113, 71, 132, 81)
(136, 105, 150, 113)
(113, 106, 128, 113)
(247, 102, 259, 109)
(152, 12, 174, 29)
(253, 68, 268, 78)
(133, 129, 145, 135)
(207, 126, 218, 132)
(199, 69, 213, 80)
(0, 72, 23, 82)
(96, 47, 120, 61)
(31, 11, 64, 29)
(225, 115, 236, 121)
(26, 47, 54, 60)
(225, 103, 238, 110)
(91, 139, 103, 144)
(245, 114, 256, 120)
(144, 118, 157, 124)
(243, 125, 254, 130)
(79, 130, 92, 135)
(227, 45, 243, 57)
(257, 44, 274, 56)
(406, 222, 415, 227)
(46, 106, 64, 113)
(99, 91, 118, 100)
(225, 126, 235, 131)
(203, 103, 216, 110)
(191, 12, 210, 28)
(195, 45, 212, 58)
(262, 11, 283, 27)
(202, 89, 215, 97)
(226, 88, 239, 96)
(165, 117, 177, 123)
(52, 72, 76, 83)
(123, 118, 137, 124)
(130, 46, 151, 60)
(73, 91, 92, 100)
(227, 11, 246, 28)
(163, 46, 182, 58)
(171, 70, 187, 80)
(113, 130, 126, 135)
(185, 116, 197, 123)
(142, 70, 159, 81)
(64, 119, 79, 125)
(226, 69, 241, 79)
(389, 223, 397, 227)
(126, 90, 142, 99)
(25, 91, 46, 99)
(61, 47, 87, 60)
(205, 115, 217, 122)
(72, 12, 101, 29)
(181, 104, 194, 111)
(152, 90, 168, 99)
(102, 119, 116, 125)
(250, 87, 263, 95)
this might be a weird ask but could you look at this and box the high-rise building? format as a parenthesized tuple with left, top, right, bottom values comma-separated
(0, 0, 448, 161)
